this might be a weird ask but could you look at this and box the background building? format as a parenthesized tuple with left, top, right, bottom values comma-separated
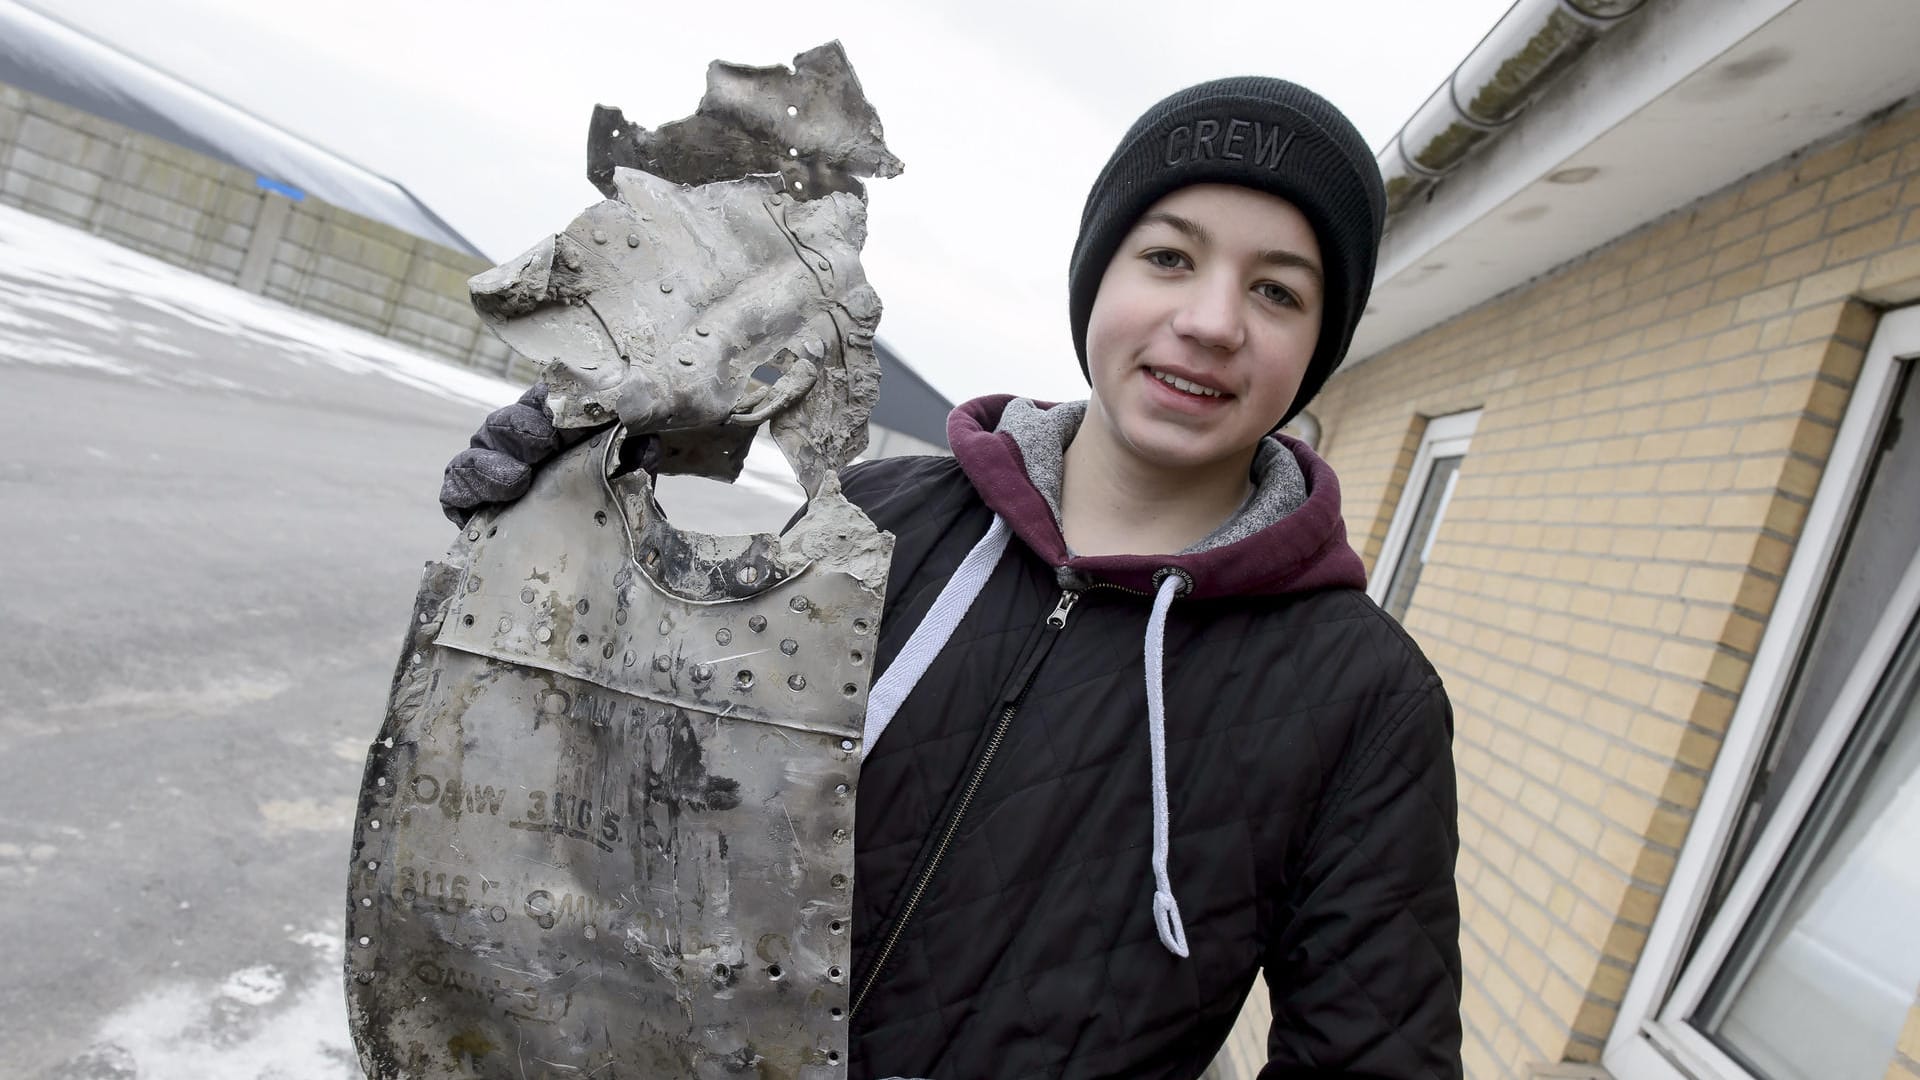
(1207, 1, 1920, 1078)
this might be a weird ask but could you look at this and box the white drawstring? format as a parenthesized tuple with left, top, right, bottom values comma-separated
(861, 516, 1010, 760)
(1144, 572, 1190, 958)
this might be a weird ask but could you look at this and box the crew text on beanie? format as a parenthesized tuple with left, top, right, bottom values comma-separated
(1067, 78, 1386, 427)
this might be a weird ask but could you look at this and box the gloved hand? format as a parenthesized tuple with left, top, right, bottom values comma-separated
(440, 383, 638, 525)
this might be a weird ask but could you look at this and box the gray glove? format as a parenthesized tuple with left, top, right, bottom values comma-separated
(440, 384, 646, 524)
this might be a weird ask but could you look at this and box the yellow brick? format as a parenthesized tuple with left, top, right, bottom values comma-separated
(1765, 240, 1830, 286)
(1797, 139, 1860, 183)
(1866, 240, 1920, 293)
(1827, 152, 1898, 203)
(1829, 216, 1904, 264)
(1762, 209, 1828, 255)
(1764, 181, 1826, 227)
(1793, 262, 1868, 307)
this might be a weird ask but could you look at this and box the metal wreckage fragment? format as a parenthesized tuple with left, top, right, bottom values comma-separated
(346, 41, 901, 1079)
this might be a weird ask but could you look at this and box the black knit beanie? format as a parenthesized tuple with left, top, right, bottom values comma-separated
(1068, 77, 1386, 427)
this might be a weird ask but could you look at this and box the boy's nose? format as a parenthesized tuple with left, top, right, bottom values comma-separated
(1169, 276, 1246, 352)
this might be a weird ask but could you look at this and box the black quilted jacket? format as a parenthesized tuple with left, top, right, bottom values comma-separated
(837, 397, 1462, 1079)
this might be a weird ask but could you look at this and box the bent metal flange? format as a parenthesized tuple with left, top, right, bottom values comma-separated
(346, 41, 898, 1080)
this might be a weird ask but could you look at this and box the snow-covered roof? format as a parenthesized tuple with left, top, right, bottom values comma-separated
(0, 0, 485, 258)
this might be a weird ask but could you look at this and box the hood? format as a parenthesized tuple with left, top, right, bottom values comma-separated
(946, 394, 1366, 599)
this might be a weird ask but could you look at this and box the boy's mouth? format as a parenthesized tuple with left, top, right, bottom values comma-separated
(1146, 366, 1230, 400)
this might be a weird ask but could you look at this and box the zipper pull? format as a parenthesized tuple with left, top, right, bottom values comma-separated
(1046, 589, 1080, 629)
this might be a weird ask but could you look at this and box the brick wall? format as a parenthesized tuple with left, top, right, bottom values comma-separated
(1309, 99, 1920, 1078)
(0, 80, 527, 382)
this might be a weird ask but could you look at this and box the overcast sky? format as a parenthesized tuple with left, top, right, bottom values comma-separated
(47, 0, 1515, 405)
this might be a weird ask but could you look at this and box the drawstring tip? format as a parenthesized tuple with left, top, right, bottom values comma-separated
(1152, 890, 1190, 958)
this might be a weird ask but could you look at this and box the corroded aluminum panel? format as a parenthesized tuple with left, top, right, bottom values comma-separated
(347, 431, 887, 1078)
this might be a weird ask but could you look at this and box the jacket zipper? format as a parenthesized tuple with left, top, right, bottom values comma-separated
(850, 586, 1084, 1020)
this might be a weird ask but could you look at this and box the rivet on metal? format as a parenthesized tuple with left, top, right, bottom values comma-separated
(520, 587, 536, 604)
(615, 609, 627, 625)
(466, 579, 481, 593)
(832, 828, 847, 844)
(368, 820, 381, 831)
(626, 233, 640, 247)
(830, 874, 848, 888)
(780, 639, 799, 655)
(498, 616, 513, 633)
(738, 565, 760, 585)
(576, 598, 590, 615)
(817, 260, 830, 271)
(466, 529, 480, 541)
(834, 784, 848, 796)
(748, 615, 768, 632)
(535, 627, 552, 643)
(695, 326, 710, 337)
(715, 628, 733, 646)
(839, 739, 855, 752)
(787, 674, 806, 691)
(659, 282, 673, 294)
(461, 614, 475, 627)
(790, 597, 811, 613)
(654, 655, 671, 672)
(692, 664, 713, 682)
(623, 651, 636, 667)
(852, 619, 871, 635)
(602, 643, 615, 660)
(591, 229, 608, 244)
(659, 618, 673, 635)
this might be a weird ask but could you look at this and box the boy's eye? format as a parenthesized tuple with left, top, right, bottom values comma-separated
(1144, 249, 1190, 270)
(1255, 282, 1298, 308)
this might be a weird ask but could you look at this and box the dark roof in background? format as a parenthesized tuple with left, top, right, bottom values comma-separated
(0, 0, 485, 257)
(874, 338, 953, 448)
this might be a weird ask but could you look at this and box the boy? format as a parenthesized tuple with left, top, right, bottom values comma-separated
(444, 77, 1462, 1079)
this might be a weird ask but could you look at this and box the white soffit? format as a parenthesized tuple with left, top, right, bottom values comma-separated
(1350, 0, 1920, 365)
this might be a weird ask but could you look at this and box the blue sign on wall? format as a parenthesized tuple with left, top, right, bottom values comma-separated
(255, 176, 306, 201)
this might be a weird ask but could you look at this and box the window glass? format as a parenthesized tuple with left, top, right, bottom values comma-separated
(1695, 617, 1920, 1080)
(1382, 454, 1461, 621)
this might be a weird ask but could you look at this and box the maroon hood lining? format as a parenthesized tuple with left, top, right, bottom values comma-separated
(945, 395, 1367, 599)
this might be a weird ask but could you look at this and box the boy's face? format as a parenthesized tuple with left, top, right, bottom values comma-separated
(1082, 184, 1324, 475)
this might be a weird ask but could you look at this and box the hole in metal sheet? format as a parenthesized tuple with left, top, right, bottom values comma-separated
(594, 510, 608, 526)
(852, 619, 870, 635)
(462, 614, 475, 627)
(767, 964, 783, 979)
(576, 599, 590, 615)
(735, 670, 755, 690)
(842, 684, 858, 696)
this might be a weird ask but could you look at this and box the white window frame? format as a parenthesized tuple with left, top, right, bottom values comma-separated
(1604, 304, 1920, 1080)
(1368, 409, 1481, 609)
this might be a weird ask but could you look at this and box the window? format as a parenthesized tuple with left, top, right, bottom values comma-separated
(1606, 305, 1920, 1080)
(1370, 410, 1480, 621)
